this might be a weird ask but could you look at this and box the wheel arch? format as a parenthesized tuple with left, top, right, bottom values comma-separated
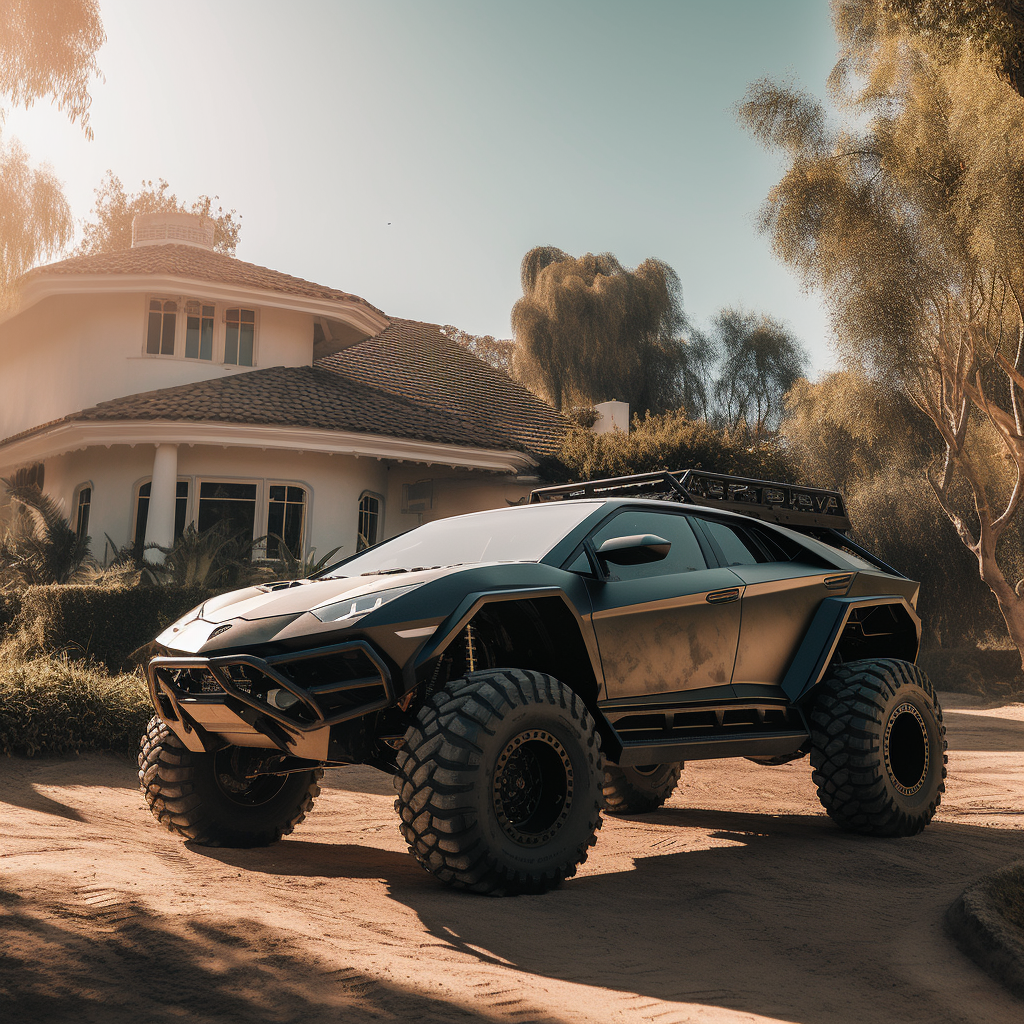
(411, 587, 604, 711)
(782, 596, 921, 705)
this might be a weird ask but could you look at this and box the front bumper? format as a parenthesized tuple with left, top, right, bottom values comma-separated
(147, 640, 394, 760)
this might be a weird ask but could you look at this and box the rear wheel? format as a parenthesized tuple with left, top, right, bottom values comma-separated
(138, 716, 322, 847)
(603, 762, 683, 814)
(809, 659, 946, 836)
(394, 669, 604, 895)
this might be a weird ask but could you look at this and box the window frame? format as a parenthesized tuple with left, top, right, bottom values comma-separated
(357, 490, 385, 552)
(73, 482, 93, 542)
(266, 481, 310, 560)
(144, 297, 180, 357)
(183, 299, 217, 361)
(223, 306, 259, 367)
(131, 477, 192, 546)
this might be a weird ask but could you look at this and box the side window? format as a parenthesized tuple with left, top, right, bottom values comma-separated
(563, 548, 594, 575)
(197, 481, 257, 538)
(146, 298, 177, 355)
(591, 510, 707, 581)
(225, 308, 256, 366)
(697, 519, 767, 566)
(358, 492, 383, 551)
(267, 485, 306, 558)
(184, 301, 215, 360)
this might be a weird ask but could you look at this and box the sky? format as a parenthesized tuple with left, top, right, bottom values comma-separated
(4, 0, 842, 376)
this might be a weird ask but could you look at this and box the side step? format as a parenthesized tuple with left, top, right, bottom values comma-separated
(602, 700, 809, 766)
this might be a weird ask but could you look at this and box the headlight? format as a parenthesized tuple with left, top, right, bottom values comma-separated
(311, 584, 421, 624)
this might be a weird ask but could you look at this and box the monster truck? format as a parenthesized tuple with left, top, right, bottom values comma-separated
(139, 469, 946, 895)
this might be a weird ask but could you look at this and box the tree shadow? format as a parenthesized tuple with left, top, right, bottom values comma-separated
(0, 752, 138, 821)
(942, 710, 1024, 752)
(0, 885, 508, 1024)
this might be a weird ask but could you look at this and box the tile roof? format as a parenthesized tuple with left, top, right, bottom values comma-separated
(2, 366, 521, 453)
(320, 319, 567, 457)
(24, 245, 386, 316)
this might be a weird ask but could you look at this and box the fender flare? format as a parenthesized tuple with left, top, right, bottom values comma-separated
(408, 586, 603, 694)
(781, 595, 922, 704)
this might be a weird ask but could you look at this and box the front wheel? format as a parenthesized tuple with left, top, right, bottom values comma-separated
(809, 659, 946, 836)
(394, 669, 604, 895)
(138, 716, 322, 847)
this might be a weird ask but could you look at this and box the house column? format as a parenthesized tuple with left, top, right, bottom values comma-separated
(145, 443, 179, 560)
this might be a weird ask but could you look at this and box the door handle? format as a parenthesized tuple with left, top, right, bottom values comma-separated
(705, 588, 740, 604)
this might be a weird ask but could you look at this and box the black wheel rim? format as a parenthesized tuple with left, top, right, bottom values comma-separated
(883, 702, 930, 796)
(213, 748, 289, 807)
(492, 730, 574, 846)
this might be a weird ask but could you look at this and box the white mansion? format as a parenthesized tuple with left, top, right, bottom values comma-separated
(0, 213, 566, 563)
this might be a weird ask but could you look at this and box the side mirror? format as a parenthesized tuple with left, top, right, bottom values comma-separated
(595, 534, 671, 566)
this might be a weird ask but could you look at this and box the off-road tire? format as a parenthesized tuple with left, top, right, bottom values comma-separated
(603, 762, 683, 814)
(393, 669, 604, 895)
(809, 659, 946, 836)
(138, 716, 322, 847)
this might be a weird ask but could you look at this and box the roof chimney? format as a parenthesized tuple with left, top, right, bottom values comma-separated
(131, 211, 215, 250)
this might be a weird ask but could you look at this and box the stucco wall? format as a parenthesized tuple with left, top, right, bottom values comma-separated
(0, 293, 314, 441)
(36, 446, 533, 566)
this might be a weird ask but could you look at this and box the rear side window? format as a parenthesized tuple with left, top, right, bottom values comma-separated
(697, 519, 767, 566)
(591, 510, 707, 580)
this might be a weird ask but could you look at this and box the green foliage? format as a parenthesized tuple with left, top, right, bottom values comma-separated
(0, 656, 150, 758)
(0, 479, 92, 585)
(707, 308, 808, 435)
(6, 582, 213, 671)
(75, 171, 242, 256)
(559, 410, 794, 483)
(511, 248, 692, 415)
(154, 522, 266, 589)
(270, 536, 342, 580)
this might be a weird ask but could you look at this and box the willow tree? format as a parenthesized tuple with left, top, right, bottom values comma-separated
(741, 0, 1024, 663)
(511, 247, 692, 415)
(0, 0, 104, 304)
(707, 308, 807, 436)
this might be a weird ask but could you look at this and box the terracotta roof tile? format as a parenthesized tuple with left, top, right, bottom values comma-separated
(320, 319, 567, 457)
(25, 245, 386, 316)
(1, 366, 522, 453)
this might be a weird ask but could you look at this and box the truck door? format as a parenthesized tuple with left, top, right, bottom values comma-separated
(585, 508, 743, 702)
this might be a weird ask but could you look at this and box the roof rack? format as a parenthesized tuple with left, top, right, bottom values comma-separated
(529, 469, 852, 532)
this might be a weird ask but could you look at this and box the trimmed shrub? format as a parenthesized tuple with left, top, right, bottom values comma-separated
(0, 656, 152, 757)
(8, 583, 214, 671)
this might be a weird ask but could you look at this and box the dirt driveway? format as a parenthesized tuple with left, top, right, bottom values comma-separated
(2, 691, 1022, 1024)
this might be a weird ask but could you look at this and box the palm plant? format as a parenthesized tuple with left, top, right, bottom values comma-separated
(268, 535, 342, 580)
(0, 480, 92, 586)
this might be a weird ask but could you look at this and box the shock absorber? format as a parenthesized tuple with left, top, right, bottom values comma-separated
(464, 621, 478, 673)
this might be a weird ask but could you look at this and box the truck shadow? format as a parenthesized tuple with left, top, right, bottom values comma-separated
(197, 807, 1024, 1024)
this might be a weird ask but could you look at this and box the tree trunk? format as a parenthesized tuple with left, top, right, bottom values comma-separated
(976, 539, 1024, 674)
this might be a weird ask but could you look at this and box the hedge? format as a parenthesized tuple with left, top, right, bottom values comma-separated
(0, 590, 21, 638)
(7, 584, 214, 671)
(0, 656, 152, 757)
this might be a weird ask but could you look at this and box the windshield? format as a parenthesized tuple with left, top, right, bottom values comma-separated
(325, 501, 600, 576)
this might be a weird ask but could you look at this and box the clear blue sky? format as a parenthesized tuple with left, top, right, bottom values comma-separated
(6, 0, 841, 375)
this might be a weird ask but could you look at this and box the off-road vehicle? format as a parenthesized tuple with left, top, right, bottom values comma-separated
(139, 469, 946, 894)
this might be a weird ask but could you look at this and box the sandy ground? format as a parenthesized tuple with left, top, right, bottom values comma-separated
(1, 692, 1022, 1024)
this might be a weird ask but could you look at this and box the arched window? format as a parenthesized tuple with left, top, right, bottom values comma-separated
(134, 480, 190, 544)
(357, 492, 382, 551)
(74, 485, 92, 542)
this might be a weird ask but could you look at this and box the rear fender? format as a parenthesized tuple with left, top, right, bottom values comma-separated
(782, 596, 921, 704)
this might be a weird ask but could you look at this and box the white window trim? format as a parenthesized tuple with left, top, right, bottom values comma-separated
(130, 475, 194, 544)
(72, 481, 94, 540)
(222, 305, 260, 368)
(358, 489, 385, 550)
(263, 480, 312, 560)
(142, 295, 259, 367)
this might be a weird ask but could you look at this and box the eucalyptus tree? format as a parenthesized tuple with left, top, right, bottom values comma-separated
(0, 0, 104, 304)
(740, 1, 1024, 662)
(511, 247, 692, 415)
